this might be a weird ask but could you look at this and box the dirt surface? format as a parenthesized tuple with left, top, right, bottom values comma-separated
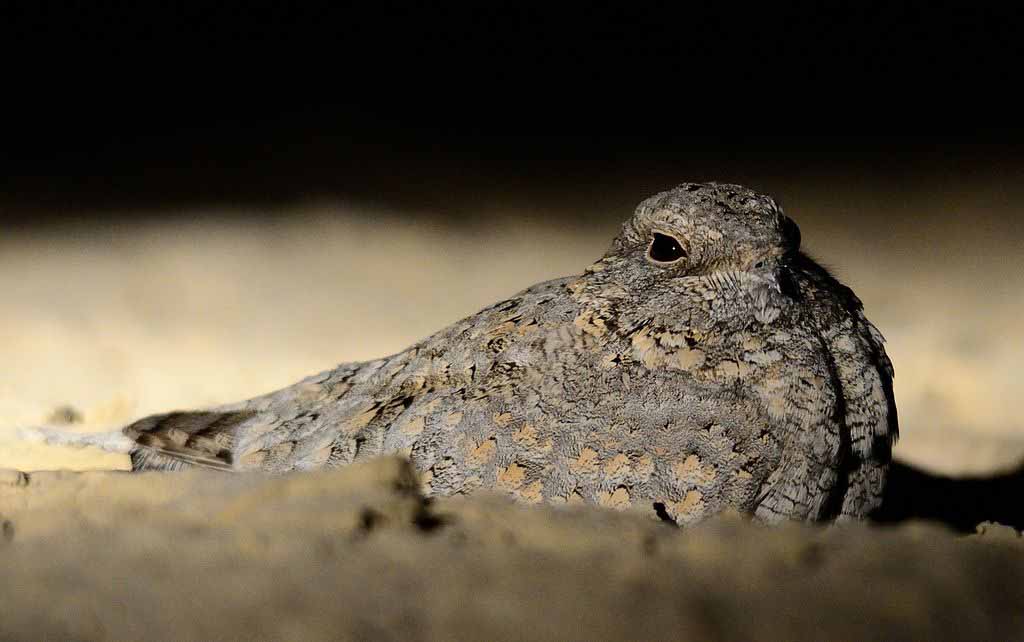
(1, 457, 1021, 641)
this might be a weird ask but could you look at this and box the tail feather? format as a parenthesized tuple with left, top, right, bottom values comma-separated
(18, 426, 135, 453)
(123, 410, 257, 472)
(129, 447, 197, 472)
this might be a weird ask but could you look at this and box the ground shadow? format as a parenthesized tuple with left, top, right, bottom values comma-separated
(873, 460, 1024, 532)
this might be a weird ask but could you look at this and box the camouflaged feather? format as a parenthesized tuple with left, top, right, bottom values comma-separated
(124, 182, 898, 525)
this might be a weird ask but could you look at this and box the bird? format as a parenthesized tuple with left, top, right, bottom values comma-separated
(120, 182, 897, 525)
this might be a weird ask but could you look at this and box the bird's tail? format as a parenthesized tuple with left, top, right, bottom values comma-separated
(17, 425, 135, 453)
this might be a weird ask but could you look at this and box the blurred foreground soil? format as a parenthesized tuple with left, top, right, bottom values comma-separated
(1, 457, 1022, 641)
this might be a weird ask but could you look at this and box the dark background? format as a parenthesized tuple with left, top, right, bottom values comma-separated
(3, 3, 1020, 219)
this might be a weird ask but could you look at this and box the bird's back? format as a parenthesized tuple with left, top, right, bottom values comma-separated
(126, 277, 582, 474)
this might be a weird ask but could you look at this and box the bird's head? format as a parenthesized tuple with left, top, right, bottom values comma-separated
(575, 182, 804, 332)
(615, 182, 800, 274)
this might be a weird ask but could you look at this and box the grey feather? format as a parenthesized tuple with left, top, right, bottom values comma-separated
(124, 183, 897, 525)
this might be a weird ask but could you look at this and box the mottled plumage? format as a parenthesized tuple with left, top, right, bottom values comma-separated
(124, 183, 897, 525)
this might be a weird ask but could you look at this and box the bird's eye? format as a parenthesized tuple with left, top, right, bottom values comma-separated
(647, 233, 687, 264)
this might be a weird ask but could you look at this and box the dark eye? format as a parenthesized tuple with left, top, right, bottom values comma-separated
(648, 233, 686, 263)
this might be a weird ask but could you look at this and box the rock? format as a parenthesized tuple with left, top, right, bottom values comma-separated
(974, 521, 1023, 541)
(1, 457, 1022, 640)
(0, 469, 30, 487)
(46, 405, 84, 425)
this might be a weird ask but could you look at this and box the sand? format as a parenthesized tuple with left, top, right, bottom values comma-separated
(1, 457, 1022, 640)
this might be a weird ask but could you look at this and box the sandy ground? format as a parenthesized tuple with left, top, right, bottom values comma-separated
(2, 177, 1023, 475)
(1, 457, 1022, 640)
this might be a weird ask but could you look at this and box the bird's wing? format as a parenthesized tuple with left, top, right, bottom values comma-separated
(123, 365, 358, 472)
(751, 254, 900, 522)
(124, 277, 579, 474)
(796, 274, 898, 519)
(829, 306, 899, 520)
(123, 349, 473, 473)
